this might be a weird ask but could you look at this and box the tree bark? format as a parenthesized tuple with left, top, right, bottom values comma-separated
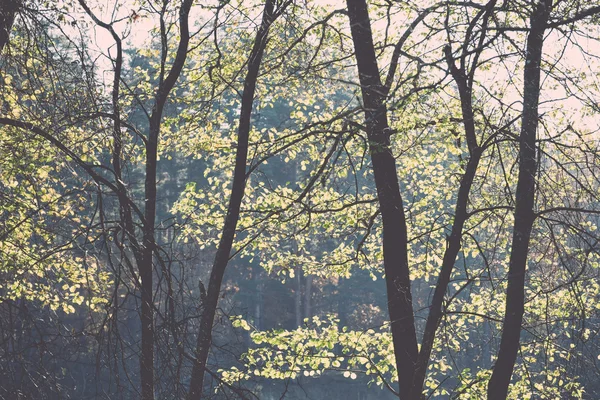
(345, 0, 418, 397)
(186, 1, 286, 398)
(0, 0, 20, 52)
(488, 1, 551, 398)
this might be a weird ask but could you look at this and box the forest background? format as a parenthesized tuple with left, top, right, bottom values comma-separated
(1, 0, 600, 399)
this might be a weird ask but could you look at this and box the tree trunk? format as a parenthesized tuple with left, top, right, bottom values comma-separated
(186, 1, 284, 398)
(139, 242, 155, 400)
(412, 150, 482, 399)
(345, 0, 418, 397)
(304, 274, 312, 321)
(487, 1, 551, 398)
(411, 7, 496, 389)
(255, 272, 263, 331)
(295, 268, 302, 327)
(0, 0, 20, 52)
(140, 1, 193, 398)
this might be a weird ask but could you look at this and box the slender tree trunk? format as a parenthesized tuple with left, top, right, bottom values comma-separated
(139, 239, 155, 400)
(484, 320, 492, 368)
(411, 6, 496, 389)
(186, 1, 285, 398)
(0, 0, 20, 52)
(304, 274, 312, 320)
(255, 272, 263, 331)
(345, 0, 418, 397)
(141, 2, 193, 398)
(488, 1, 551, 398)
(295, 268, 302, 327)
(337, 277, 349, 328)
(412, 150, 482, 399)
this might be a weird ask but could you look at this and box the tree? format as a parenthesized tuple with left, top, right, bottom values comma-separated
(345, 0, 419, 396)
(1, 0, 193, 398)
(186, 0, 291, 397)
(487, 1, 552, 397)
(489, 1, 600, 397)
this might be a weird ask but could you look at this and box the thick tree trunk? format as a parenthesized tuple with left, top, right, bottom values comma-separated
(186, 1, 283, 398)
(487, 1, 551, 398)
(345, 0, 418, 397)
(0, 0, 20, 52)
